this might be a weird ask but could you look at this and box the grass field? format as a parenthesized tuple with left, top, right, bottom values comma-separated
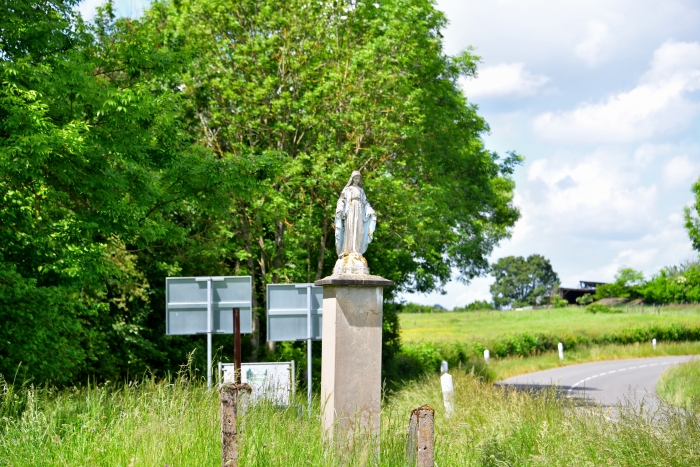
(3, 370, 700, 466)
(399, 305, 700, 343)
(657, 357, 700, 410)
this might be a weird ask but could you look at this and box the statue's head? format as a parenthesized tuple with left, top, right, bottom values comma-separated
(346, 170, 363, 187)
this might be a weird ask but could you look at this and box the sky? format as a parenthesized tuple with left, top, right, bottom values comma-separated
(406, 0, 700, 308)
(78, 0, 700, 308)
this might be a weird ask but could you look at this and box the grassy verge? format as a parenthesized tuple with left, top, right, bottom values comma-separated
(400, 305, 700, 343)
(487, 341, 700, 381)
(657, 358, 700, 410)
(3, 371, 700, 466)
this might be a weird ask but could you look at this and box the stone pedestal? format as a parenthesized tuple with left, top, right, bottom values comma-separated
(314, 274, 393, 438)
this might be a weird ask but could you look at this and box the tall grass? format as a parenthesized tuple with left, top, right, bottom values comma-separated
(0, 370, 220, 466)
(3, 369, 700, 466)
(656, 358, 700, 411)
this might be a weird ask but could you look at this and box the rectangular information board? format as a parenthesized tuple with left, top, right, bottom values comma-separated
(266, 284, 323, 341)
(166, 276, 252, 335)
(220, 362, 295, 406)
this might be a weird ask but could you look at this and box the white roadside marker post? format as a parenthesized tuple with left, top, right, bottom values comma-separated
(653, 338, 657, 350)
(441, 372, 455, 417)
(558, 342, 564, 361)
(440, 360, 448, 375)
(484, 349, 490, 363)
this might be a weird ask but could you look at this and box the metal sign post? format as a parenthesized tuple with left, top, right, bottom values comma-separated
(266, 283, 322, 410)
(234, 307, 241, 384)
(166, 276, 252, 389)
(196, 277, 217, 389)
(296, 283, 314, 413)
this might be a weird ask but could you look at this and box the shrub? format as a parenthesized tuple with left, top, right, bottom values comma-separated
(453, 300, 494, 311)
(641, 260, 700, 304)
(401, 302, 446, 313)
(576, 293, 594, 306)
(586, 303, 620, 314)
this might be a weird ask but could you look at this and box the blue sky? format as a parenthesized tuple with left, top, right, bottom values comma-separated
(79, 0, 700, 308)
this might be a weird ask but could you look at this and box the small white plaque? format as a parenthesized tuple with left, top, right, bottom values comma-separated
(221, 362, 294, 406)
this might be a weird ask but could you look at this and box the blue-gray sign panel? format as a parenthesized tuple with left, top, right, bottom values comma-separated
(166, 276, 252, 335)
(267, 284, 322, 341)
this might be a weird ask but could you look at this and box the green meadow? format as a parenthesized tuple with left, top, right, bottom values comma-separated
(399, 305, 700, 343)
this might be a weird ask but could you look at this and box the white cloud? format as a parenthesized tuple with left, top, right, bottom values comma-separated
(663, 155, 700, 187)
(461, 63, 549, 99)
(534, 41, 700, 143)
(575, 20, 614, 67)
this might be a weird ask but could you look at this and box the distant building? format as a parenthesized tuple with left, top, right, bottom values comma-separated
(559, 281, 607, 304)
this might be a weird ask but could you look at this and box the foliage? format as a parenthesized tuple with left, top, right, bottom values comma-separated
(148, 0, 520, 352)
(394, 322, 700, 377)
(641, 259, 700, 304)
(594, 267, 644, 300)
(401, 302, 446, 314)
(586, 303, 616, 314)
(686, 176, 700, 252)
(453, 299, 494, 311)
(657, 358, 700, 411)
(489, 254, 559, 308)
(575, 293, 594, 306)
(551, 296, 568, 308)
(0, 0, 244, 383)
(0, 0, 520, 384)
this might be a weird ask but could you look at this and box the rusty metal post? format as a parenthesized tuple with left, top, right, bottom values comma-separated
(233, 307, 241, 384)
(220, 383, 252, 467)
(406, 405, 434, 467)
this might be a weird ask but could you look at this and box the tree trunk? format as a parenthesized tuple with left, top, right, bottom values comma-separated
(271, 220, 285, 283)
(316, 216, 330, 280)
(241, 216, 259, 358)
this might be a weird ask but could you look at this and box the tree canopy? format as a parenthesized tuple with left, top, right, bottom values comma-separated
(0, 0, 520, 384)
(489, 255, 559, 309)
(686, 176, 700, 252)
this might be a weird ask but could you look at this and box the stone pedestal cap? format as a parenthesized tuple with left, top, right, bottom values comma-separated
(314, 274, 393, 287)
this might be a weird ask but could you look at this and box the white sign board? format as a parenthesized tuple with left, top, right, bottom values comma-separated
(166, 276, 252, 335)
(266, 284, 322, 341)
(220, 362, 295, 406)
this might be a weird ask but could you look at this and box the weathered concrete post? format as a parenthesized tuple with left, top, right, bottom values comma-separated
(315, 170, 392, 440)
(316, 274, 392, 437)
(406, 405, 435, 467)
(220, 383, 251, 467)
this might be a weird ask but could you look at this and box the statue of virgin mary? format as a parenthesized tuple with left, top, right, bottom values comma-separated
(333, 171, 376, 275)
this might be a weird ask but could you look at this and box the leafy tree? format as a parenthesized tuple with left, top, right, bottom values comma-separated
(594, 267, 644, 300)
(686, 177, 700, 252)
(0, 0, 521, 384)
(147, 0, 520, 354)
(0, 0, 242, 383)
(489, 255, 559, 309)
(641, 260, 700, 304)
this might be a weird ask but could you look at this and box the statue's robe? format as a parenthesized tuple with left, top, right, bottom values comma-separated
(334, 185, 376, 257)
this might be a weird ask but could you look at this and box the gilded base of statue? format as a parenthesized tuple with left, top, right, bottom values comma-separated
(333, 252, 370, 275)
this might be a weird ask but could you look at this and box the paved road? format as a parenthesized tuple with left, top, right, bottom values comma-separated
(497, 356, 696, 407)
